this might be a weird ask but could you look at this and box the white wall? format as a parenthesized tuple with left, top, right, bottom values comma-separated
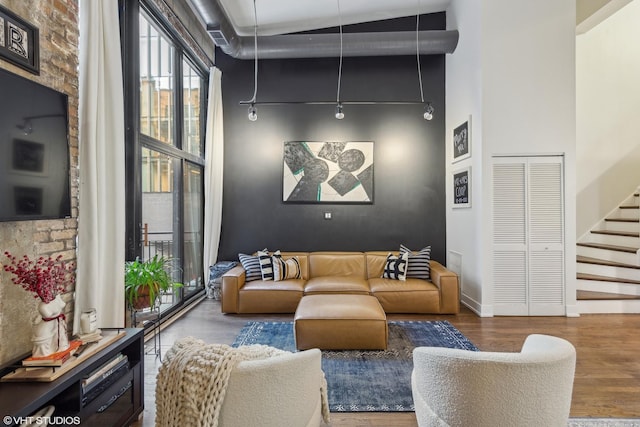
(446, 0, 484, 314)
(576, 0, 640, 238)
(447, 0, 577, 316)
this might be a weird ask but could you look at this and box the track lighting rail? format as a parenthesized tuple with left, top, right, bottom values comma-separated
(239, 101, 430, 106)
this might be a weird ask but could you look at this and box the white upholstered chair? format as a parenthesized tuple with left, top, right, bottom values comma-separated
(219, 348, 325, 427)
(411, 334, 576, 427)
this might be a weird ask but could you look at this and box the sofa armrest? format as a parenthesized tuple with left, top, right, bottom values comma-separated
(430, 261, 460, 314)
(221, 265, 246, 314)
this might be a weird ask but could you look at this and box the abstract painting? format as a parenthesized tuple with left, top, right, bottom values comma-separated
(283, 141, 374, 203)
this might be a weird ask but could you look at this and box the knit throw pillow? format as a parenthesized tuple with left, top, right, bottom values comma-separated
(400, 244, 431, 280)
(273, 256, 302, 281)
(382, 252, 408, 281)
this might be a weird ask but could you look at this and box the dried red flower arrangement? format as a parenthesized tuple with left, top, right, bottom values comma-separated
(3, 251, 75, 303)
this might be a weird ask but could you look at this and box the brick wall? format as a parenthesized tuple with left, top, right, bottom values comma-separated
(0, 0, 214, 365)
(0, 0, 79, 364)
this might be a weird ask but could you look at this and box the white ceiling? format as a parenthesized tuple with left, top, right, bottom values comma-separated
(217, 0, 452, 36)
(211, 0, 629, 38)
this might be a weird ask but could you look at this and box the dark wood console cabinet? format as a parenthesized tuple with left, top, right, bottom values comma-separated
(0, 328, 144, 427)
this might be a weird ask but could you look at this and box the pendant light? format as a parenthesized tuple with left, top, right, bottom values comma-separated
(416, 0, 432, 120)
(335, 0, 344, 120)
(244, 0, 259, 121)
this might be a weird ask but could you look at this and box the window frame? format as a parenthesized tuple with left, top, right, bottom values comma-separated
(120, 0, 208, 316)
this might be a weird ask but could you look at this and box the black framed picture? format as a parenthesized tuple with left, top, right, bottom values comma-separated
(0, 5, 40, 75)
(452, 117, 471, 163)
(453, 166, 471, 208)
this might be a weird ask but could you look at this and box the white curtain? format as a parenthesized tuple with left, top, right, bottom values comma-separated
(74, 0, 126, 331)
(203, 68, 224, 274)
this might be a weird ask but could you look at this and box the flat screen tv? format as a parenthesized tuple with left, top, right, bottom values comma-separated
(0, 68, 71, 222)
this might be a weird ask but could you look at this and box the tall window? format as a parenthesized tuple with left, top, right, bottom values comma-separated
(183, 60, 202, 157)
(122, 0, 208, 318)
(139, 13, 174, 145)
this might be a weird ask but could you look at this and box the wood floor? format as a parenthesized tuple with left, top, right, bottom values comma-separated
(134, 299, 640, 426)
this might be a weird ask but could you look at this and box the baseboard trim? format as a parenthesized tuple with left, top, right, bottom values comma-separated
(460, 294, 493, 317)
(577, 299, 640, 314)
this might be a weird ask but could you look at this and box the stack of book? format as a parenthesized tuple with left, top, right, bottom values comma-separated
(22, 340, 83, 367)
(81, 353, 129, 406)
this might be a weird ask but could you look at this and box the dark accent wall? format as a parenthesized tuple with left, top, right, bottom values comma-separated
(216, 14, 447, 263)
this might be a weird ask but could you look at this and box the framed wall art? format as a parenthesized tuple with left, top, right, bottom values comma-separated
(452, 116, 471, 163)
(0, 5, 40, 74)
(283, 141, 374, 204)
(453, 166, 471, 208)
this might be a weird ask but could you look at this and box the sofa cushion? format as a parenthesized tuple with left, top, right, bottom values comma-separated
(239, 279, 305, 313)
(238, 253, 262, 282)
(304, 276, 370, 295)
(369, 277, 438, 293)
(400, 244, 431, 280)
(273, 256, 302, 281)
(382, 252, 408, 281)
(369, 277, 440, 313)
(308, 252, 367, 279)
(241, 279, 306, 292)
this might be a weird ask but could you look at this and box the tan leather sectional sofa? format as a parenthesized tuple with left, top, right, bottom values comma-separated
(221, 251, 460, 314)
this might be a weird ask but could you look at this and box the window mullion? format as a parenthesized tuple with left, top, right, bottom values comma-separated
(175, 52, 183, 151)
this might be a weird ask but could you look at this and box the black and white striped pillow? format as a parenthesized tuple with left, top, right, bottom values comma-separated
(400, 244, 431, 280)
(238, 253, 262, 282)
(382, 252, 408, 281)
(273, 256, 302, 281)
(258, 249, 281, 280)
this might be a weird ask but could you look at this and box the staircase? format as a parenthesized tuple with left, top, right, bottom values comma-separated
(576, 192, 640, 313)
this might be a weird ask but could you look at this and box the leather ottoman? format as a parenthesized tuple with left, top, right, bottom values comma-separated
(294, 294, 388, 350)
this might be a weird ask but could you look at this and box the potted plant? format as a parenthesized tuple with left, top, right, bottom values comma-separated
(124, 255, 182, 310)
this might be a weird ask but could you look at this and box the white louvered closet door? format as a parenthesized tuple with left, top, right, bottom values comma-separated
(493, 156, 565, 316)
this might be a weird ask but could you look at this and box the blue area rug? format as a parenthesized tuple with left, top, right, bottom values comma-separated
(232, 320, 478, 412)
